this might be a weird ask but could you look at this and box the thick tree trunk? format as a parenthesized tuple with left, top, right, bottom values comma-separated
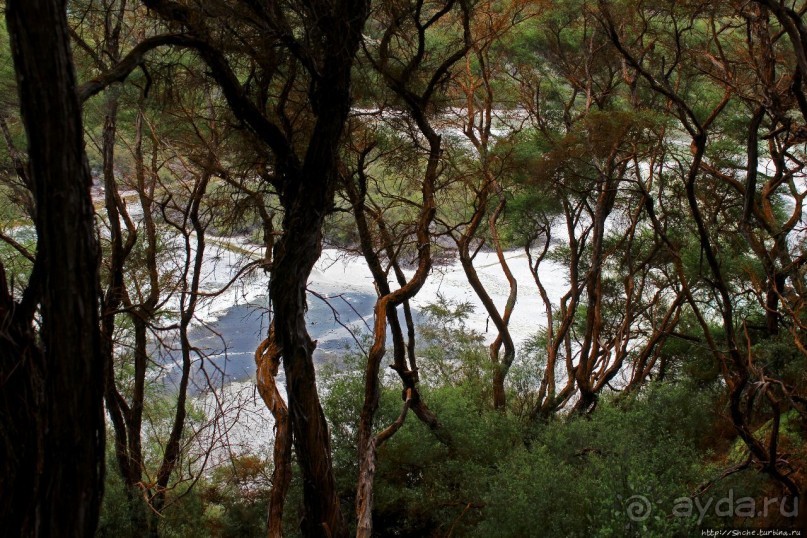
(4, 0, 105, 535)
(272, 192, 346, 537)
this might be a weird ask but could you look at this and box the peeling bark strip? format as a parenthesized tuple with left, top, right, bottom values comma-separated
(2, 0, 105, 534)
(255, 327, 292, 538)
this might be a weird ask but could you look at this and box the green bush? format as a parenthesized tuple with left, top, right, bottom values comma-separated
(317, 297, 726, 537)
(476, 383, 715, 537)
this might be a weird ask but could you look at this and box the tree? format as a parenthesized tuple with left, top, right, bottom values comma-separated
(598, 0, 807, 518)
(504, 2, 679, 417)
(348, 2, 473, 533)
(139, 1, 371, 535)
(441, 0, 535, 410)
(1, 0, 105, 534)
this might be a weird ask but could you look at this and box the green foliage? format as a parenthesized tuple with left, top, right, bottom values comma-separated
(154, 491, 207, 538)
(96, 452, 143, 538)
(417, 295, 493, 395)
(323, 208, 361, 249)
(200, 455, 273, 537)
(371, 386, 522, 536)
(320, 345, 369, 497)
(315, 298, 731, 537)
(477, 383, 715, 537)
(0, 219, 34, 288)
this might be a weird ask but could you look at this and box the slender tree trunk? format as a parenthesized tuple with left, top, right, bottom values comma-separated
(255, 325, 292, 538)
(98, 85, 152, 532)
(765, 273, 786, 336)
(148, 163, 212, 536)
(347, 167, 436, 537)
(573, 172, 618, 414)
(4, 0, 105, 534)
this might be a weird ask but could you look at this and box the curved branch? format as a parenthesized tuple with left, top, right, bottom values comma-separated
(140, 0, 299, 172)
(78, 34, 190, 102)
(376, 388, 413, 447)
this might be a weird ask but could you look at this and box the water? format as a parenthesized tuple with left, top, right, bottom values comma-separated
(162, 290, 380, 391)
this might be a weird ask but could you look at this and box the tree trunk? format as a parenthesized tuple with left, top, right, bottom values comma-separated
(765, 273, 786, 336)
(255, 326, 293, 538)
(136, 3, 368, 534)
(4, 0, 105, 534)
(272, 190, 346, 537)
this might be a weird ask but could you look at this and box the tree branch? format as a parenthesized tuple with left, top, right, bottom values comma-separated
(78, 34, 189, 102)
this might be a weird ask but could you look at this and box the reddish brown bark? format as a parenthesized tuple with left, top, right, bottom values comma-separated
(255, 327, 292, 538)
(354, 3, 472, 534)
(600, 0, 803, 511)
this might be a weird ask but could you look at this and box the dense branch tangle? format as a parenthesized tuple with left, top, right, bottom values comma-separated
(137, 1, 371, 536)
(598, 0, 807, 514)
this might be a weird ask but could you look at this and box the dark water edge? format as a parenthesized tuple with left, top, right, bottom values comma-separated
(160, 290, 398, 393)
